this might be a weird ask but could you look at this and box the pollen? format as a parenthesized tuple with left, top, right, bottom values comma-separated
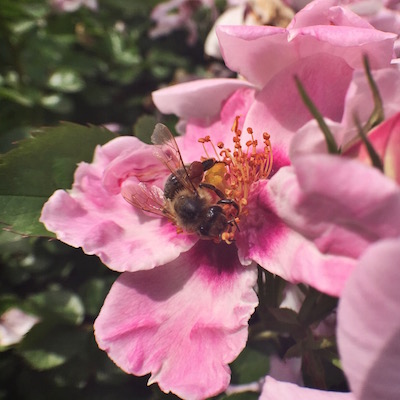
(200, 116, 273, 243)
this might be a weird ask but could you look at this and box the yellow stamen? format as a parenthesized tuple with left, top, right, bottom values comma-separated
(199, 116, 273, 244)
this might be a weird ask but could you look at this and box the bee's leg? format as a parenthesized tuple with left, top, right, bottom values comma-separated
(199, 182, 226, 199)
(217, 198, 240, 215)
(200, 182, 240, 214)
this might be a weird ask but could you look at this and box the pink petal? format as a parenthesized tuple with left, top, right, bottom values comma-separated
(0, 308, 39, 346)
(216, 25, 295, 88)
(345, 112, 400, 185)
(94, 241, 258, 400)
(268, 155, 400, 258)
(178, 87, 257, 160)
(151, 78, 256, 120)
(243, 53, 352, 159)
(41, 136, 196, 272)
(260, 376, 355, 400)
(236, 181, 356, 296)
(217, 21, 394, 89)
(341, 69, 400, 147)
(288, 0, 376, 29)
(338, 238, 400, 400)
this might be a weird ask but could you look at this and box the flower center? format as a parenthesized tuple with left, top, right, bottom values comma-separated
(199, 116, 273, 243)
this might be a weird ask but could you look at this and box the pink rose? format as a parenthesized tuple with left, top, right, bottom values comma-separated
(40, 0, 399, 397)
(260, 238, 400, 400)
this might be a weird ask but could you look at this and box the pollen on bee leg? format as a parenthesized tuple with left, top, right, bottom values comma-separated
(221, 231, 235, 244)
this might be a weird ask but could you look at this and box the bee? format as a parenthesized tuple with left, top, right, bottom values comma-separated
(122, 123, 239, 242)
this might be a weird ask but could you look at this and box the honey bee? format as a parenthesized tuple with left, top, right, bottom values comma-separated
(123, 123, 239, 242)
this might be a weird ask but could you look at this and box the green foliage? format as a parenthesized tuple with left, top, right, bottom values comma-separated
(0, 123, 115, 236)
(230, 346, 270, 384)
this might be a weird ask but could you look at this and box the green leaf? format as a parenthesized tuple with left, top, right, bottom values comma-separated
(28, 289, 85, 325)
(18, 323, 88, 370)
(354, 113, 384, 172)
(0, 123, 115, 236)
(40, 93, 73, 114)
(48, 69, 85, 93)
(79, 278, 114, 317)
(294, 76, 340, 154)
(134, 114, 157, 144)
(230, 346, 270, 384)
(363, 55, 384, 132)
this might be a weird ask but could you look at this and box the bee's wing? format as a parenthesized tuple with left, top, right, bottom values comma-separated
(151, 123, 184, 171)
(122, 183, 176, 222)
(151, 123, 196, 193)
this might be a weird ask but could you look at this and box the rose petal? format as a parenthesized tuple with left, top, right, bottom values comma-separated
(268, 156, 400, 258)
(236, 181, 356, 296)
(0, 308, 39, 347)
(260, 376, 355, 400)
(243, 53, 352, 159)
(217, 22, 394, 88)
(217, 25, 295, 88)
(288, 0, 374, 29)
(178, 87, 257, 161)
(41, 136, 196, 272)
(341, 69, 400, 147)
(94, 241, 258, 399)
(152, 78, 256, 120)
(338, 238, 400, 400)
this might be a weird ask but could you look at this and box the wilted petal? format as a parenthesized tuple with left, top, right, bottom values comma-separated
(338, 238, 400, 400)
(94, 241, 258, 400)
(260, 376, 354, 400)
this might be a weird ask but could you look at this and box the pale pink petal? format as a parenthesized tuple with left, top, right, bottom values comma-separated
(243, 53, 352, 159)
(288, 25, 396, 69)
(151, 78, 256, 120)
(217, 22, 395, 88)
(268, 156, 400, 258)
(204, 5, 246, 58)
(236, 181, 356, 296)
(289, 118, 343, 160)
(94, 241, 258, 400)
(178, 87, 257, 160)
(260, 376, 355, 400)
(341, 68, 400, 147)
(338, 238, 400, 400)
(0, 308, 39, 347)
(41, 136, 196, 272)
(216, 25, 295, 88)
(288, 0, 375, 29)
